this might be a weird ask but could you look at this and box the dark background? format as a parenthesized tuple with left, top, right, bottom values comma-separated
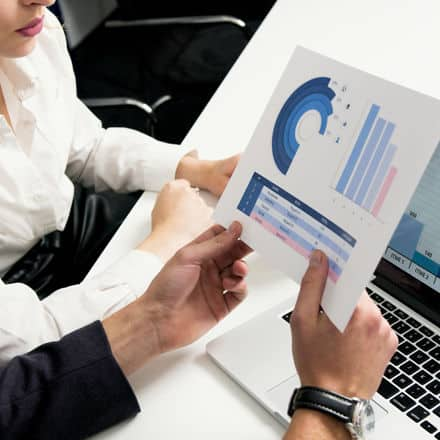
(70, 1, 276, 143)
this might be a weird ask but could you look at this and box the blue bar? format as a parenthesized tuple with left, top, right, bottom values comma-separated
(238, 172, 357, 247)
(345, 117, 386, 200)
(413, 251, 440, 277)
(355, 122, 395, 205)
(363, 144, 397, 211)
(336, 104, 380, 193)
(388, 213, 423, 259)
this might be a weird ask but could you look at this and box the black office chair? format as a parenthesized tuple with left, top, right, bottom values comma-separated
(77, 14, 251, 138)
(105, 15, 252, 39)
(91, 9, 255, 141)
(49, 4, 169, 137)
(61, 2, 270, 141)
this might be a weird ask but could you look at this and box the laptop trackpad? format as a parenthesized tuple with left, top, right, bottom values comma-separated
(266, 375, 300, 418)
(266, 375, 388, 421)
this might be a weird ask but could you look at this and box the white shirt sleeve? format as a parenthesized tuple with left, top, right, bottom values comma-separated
(42, 4, 193, 194)
(0, 250, 163, 366)
(66, 98, 192, 193)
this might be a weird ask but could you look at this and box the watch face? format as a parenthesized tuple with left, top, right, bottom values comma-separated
(355, 400, 375, 437)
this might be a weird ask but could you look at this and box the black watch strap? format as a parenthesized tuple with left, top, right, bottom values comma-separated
(287, 386, 355, 423)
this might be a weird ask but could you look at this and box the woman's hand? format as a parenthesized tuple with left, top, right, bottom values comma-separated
(138, 179, 213, 261)
(175, 154, 240, 197)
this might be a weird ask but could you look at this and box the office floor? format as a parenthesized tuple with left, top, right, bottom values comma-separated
(70, 2, 276, 143)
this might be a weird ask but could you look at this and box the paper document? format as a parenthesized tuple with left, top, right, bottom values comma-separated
(214, 46, 440, 330)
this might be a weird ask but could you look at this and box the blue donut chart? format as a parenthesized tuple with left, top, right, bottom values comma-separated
(272, 77, 335, 174)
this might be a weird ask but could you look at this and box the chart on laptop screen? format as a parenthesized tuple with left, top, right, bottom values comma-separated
(385, 143, 440, 293)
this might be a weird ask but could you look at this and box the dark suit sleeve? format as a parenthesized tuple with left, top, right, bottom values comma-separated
(0, 321, 140, 440)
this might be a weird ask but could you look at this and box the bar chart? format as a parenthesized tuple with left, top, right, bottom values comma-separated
(238, 172, 357, 283)
(384, 143, 440, 293)
(335, 104, 399, 217)
(385, 214, 440, 292)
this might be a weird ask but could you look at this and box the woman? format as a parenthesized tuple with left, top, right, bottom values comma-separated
(0, 0, 239, 362)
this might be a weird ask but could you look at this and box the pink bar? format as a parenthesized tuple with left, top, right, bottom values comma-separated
(251, 213, 340, 283)
(372, 166, 397, 217)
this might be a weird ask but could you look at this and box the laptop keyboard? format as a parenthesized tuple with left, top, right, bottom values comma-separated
(368, 287, 440, 437)
(281, 288, 440, 438)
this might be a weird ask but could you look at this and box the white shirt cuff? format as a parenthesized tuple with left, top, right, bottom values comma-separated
(141, 140, 195, 191)
(106, 249, 164, 298)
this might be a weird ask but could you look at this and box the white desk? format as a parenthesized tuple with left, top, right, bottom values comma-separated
(87, 0, 440, 437)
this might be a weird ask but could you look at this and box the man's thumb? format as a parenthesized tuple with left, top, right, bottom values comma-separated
(294, 250, 329, 319)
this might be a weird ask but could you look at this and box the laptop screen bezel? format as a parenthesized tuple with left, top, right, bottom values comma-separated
(374, 257, 440, 328)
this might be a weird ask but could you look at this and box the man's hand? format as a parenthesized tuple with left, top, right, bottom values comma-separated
(284, 250, 398, 440)
(143, 221, 251, 353)
(291, 250, 398, 399)
(138, 179, 213, 261)
(175, 154, 240, 197)
(104, 222, 252, 376)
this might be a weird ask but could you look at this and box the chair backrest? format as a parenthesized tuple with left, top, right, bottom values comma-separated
(50, 0, 117, 48)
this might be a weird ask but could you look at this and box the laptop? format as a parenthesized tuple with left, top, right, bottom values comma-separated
(207, 142, 440, 439)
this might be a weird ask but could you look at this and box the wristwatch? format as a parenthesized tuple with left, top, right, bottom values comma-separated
(287, 386, 375, 439)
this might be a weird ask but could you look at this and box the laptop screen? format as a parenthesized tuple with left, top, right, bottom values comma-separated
(375, 142, 440, 326)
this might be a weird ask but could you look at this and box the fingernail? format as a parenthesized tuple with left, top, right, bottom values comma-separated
(309, 250, 322, 267)
(228, 221, 240, 235)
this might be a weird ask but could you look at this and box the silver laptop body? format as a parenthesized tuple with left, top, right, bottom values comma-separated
(207, 145, 440, 439)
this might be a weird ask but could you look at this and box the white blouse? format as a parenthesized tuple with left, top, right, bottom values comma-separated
(0, 11, 189, 364)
